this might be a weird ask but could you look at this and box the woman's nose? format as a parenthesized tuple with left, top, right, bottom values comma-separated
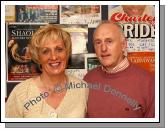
(50, 51, 58, 60)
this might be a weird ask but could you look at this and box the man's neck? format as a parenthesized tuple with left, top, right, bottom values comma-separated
(102, 57, 130, 74)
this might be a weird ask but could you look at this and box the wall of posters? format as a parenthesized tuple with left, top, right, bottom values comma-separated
(5, 5, 155, 98)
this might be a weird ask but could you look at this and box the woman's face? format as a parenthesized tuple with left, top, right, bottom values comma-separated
(38, 39, 67, 76)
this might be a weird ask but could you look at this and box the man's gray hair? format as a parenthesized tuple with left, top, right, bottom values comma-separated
(93, 20, 126, 42)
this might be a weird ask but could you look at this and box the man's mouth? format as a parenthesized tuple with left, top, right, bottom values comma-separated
(101, 54, 111, 58)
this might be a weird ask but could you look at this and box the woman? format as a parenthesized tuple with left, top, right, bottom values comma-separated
(6, 24, 88, 118)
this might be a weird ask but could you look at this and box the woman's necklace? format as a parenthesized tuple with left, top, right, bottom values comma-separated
(39, 75, 68, 94)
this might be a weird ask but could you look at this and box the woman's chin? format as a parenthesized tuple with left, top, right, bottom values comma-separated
(44, 69, 64, 76)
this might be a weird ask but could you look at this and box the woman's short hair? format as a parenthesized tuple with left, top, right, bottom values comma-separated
(29, 24, 72, 64)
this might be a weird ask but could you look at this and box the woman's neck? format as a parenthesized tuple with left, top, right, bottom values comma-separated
(40, 72, 68, 92)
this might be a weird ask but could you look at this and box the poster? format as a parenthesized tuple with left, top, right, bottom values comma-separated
(108, 5, 155, 72)
(16, 5, 59, 23)
(84, 54, 100, 71)
(128, 52, 155, 74)
(6, 23, 45, 81)
(60, 5, 101, 28)
(63, 25, 88, 69)
(5, 5, 16, 22)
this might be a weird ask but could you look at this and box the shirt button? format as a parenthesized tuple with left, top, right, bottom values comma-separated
(125, 108, 129, 111)
(49, 112, 58, 117)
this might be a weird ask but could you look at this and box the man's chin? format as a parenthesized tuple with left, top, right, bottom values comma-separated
(101, 62, 113, 68)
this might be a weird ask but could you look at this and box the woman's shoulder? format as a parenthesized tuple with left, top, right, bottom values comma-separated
(14, 78, 35, 89)
(10, 78, 37, 97)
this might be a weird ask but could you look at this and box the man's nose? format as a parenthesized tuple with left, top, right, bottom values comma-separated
(101, 43, 107, 52)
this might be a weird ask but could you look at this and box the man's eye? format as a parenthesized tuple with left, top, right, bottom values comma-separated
(106, 40, 113, 44)
(95, 41, 101, 45)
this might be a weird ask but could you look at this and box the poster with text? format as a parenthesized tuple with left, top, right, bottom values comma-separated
(60, 5, 101, 28)
(128, 52, 155, 74)
(6, 23, 45, 81)
(108, 5, 155, 73)
(16, 5, 59, 23)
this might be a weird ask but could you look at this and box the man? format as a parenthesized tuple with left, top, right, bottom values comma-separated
(84, 21, 155, 118)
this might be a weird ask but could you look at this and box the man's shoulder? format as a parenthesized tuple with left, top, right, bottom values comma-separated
(130, 63, 154, 79)
(83, 66, 101, 81)
(86, 66, 101, 75)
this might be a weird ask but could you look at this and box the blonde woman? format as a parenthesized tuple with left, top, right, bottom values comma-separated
(6, 24, 88, 118)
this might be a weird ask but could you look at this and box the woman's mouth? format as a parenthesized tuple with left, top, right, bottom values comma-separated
(49, 62, 61, 68)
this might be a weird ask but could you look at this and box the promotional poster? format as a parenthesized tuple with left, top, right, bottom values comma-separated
(16, 5, 59, 23)
(7, 23, 43, 81)
(108, 5, 155, 73)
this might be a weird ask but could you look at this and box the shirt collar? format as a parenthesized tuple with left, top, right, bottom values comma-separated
(101, 57, 130, 74)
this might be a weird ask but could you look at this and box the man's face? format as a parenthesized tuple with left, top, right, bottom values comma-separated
(122, 5, 146, 16)
(93, 23, 126, 69)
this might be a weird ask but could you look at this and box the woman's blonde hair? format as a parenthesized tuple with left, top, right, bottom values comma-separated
(29, 24, 72, 64)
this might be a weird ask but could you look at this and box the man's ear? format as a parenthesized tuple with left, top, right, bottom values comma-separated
(121, 38, 127, 51)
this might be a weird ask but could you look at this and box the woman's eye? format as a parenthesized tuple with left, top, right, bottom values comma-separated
(57, 48, 63, 52)
(56, 47, 65, 52)
(41, 49, 49, 55)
